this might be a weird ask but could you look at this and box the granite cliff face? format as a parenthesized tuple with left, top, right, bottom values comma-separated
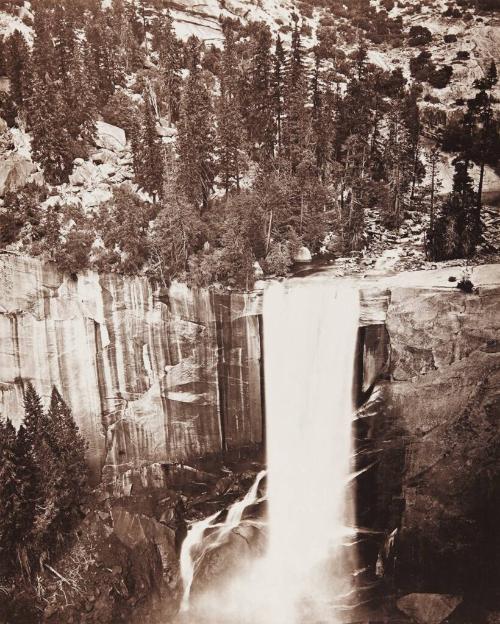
(0, 253, 262, 483)
(357, 266, 500, 598)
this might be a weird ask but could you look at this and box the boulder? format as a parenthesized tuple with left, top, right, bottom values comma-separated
(95, 121, 126, 152)
(293, 245, 312, 263)
(69, 161, 98, 187)
(91, 149, 119, 165)
(155, 123, 178, 138)
(0, 156, 34, 196)
(253, 261, 264, 277)
(397, 593, 462, 624)
(0, 76, 10, 94)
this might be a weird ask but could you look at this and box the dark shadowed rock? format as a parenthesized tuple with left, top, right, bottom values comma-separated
(397, 593, 462, 624)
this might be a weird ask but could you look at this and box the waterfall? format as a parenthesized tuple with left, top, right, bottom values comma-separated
(177, 279, 360, 624)
(263, 279, 360, 623)
(179, 470, 266, 612)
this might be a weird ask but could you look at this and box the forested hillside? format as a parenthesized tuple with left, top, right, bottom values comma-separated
(0, 0, 499, 287)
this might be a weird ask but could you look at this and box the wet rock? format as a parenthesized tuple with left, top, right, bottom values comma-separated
(192, 525, 262, 597)
(397, 593, 462, 624)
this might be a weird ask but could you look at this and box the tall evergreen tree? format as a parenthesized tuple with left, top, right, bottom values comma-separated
(216, 21, 246, 194)
(247, 23, 275, 160)
(0, 418, 24, 573)
(402, 84, 424, 207)
(468, 61, 499, 217)
(282, 21, 309, 172)
(30, 77, 75, 185)
(46, 387, 88, 536)
(427, 158, 479, 260)
(111, 0, 144, 74)
(272, 35, 286, 154)
(132, 89, 165, 201)
(149, 149, 205, 285)
(383, 100, 415, 227)
(177, 37, 216, 212)
(27, 4, 77, 184)
(153, 11, 182, 124)
(4, 30, 30, 110)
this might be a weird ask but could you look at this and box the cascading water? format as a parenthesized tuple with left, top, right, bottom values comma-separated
(179, 470, 267, 612)
(263, 279, 360, 623)
(177, 279, 360, 624)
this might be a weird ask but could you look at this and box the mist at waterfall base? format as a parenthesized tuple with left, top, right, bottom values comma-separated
(176, 280, 360, 624)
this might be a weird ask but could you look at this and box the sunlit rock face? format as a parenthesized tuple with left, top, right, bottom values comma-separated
(0, 254, 263, 482)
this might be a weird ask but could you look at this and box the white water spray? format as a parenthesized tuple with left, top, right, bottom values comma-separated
(179, 470, 266, 612)
(263, 279, 360, 623)
(178, 279, 360, 623)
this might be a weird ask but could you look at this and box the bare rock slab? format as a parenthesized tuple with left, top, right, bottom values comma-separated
(397, 593, 463, 624)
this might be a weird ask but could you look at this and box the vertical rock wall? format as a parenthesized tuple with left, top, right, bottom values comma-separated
(0, 254, 263, 481)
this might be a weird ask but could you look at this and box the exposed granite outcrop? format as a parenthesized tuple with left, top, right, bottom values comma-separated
(0, 254, 262, 482)
(358, 265, 500, 597)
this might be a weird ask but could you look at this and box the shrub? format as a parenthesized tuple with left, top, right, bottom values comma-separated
(101, 89, 140, 138)
(443, 6, 461, 17)
(408, 25, 432, 46)
(1, 183, 49, 247)
(95, 185, 156, 274)
(444, 33, 458, 43)
(262, 239, 298, 276)
(429, 65, 453, 88)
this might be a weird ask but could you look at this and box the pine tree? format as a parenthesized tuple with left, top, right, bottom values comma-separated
(383, 100, 415, 228)
(153, 11, 182, 124)
(46, 387, 88, 535)
(64, 41, 97, 146)
(149, 150, 205, 285)
(27, 4, 76, 184)
(402, 84, 424, 207)
(177, 37, 216, 212)
(22, 382, 60, 560)
(53, 4, 78, 92)
(311, 53, 328, 179)
(111, 0, 144, 74)
(22, 382, 45, 450)
(216, 21, 246, 194)
(469, 61, 499, 217)
(30, 77, 75, 185)
(12, 424, 38, 577)
(272, 35, 286, 154)
(247, 23, 275, 160)
(132, 89, 165, 201)
(0, 418, 23, 573)
(84, 8, 124, 108)
(4, 30, 30, 110)
(283, 21, 309, 172)
(427, 158, 479, 260)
